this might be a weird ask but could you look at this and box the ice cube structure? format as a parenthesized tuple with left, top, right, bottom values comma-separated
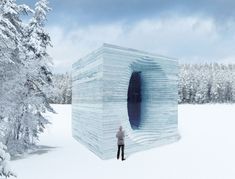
(72, 44, 180, 159)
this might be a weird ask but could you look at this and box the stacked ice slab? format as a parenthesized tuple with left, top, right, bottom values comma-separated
(72, 44, 180, 159)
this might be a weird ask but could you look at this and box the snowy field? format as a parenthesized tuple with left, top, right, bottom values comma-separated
(11, 104, 235, 179)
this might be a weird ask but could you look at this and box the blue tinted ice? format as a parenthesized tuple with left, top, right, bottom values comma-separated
(72, 44, 180, 159)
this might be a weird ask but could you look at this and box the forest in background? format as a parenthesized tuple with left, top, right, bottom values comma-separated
(49, 73, 72, 104)
(53, 63, 235, 104)
(179, 63, 235, 104)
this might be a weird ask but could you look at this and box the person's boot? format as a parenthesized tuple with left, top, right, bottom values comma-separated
(122, 158, 126, 161)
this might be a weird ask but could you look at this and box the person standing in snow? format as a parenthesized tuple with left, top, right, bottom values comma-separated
(116, 126, 125, 161)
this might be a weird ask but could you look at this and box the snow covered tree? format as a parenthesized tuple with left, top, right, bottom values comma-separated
(0, 0, 29, 63)
(0, 0, 33, 153)
(63, 73, 72, 104)
(0, 0, 55, 155)
(12, 0, 55, 149)
(65, 72, 72, 104)
(178, 63, 235, 104)
(0, 143, 15, 178)
(48, 73, 72, 104)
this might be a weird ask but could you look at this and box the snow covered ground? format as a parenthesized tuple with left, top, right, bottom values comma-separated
(11, 104, 235, 179)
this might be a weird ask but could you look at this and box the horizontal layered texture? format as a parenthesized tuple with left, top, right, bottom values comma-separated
(72, 44, 179, 159)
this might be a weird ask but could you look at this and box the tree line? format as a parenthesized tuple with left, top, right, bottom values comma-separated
(49, 73, 72, 104)
(179, 63, 235, 104)
(52, 63, 235, 105)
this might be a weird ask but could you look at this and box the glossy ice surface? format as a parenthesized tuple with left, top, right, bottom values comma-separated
(72, 44, 179, 159)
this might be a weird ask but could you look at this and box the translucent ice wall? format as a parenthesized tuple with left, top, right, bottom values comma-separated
(72, 49, 104, 158)
(72, 44, 180, 159)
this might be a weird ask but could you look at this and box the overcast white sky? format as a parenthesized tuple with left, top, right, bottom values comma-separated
(20, 0, 235, 73)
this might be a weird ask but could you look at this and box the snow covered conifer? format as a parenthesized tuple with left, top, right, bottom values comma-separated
(0, 0, 34, 152)
(0, 143, 15, 178)
(18, 0, 55, 147)
(0, 0, 54, 155)
(0, 0, 22, 63)
(48, 73, 72, 104)
(25, 0, 53, 90)
(178, 63, 235, 104)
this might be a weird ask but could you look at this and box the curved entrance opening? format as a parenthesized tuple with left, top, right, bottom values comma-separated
(127, 71, 142, 130)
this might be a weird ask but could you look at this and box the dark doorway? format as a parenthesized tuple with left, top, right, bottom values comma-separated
(127, 71, 142, 129)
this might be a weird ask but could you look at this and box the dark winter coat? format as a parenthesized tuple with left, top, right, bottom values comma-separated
(116, 130, 125, 145)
